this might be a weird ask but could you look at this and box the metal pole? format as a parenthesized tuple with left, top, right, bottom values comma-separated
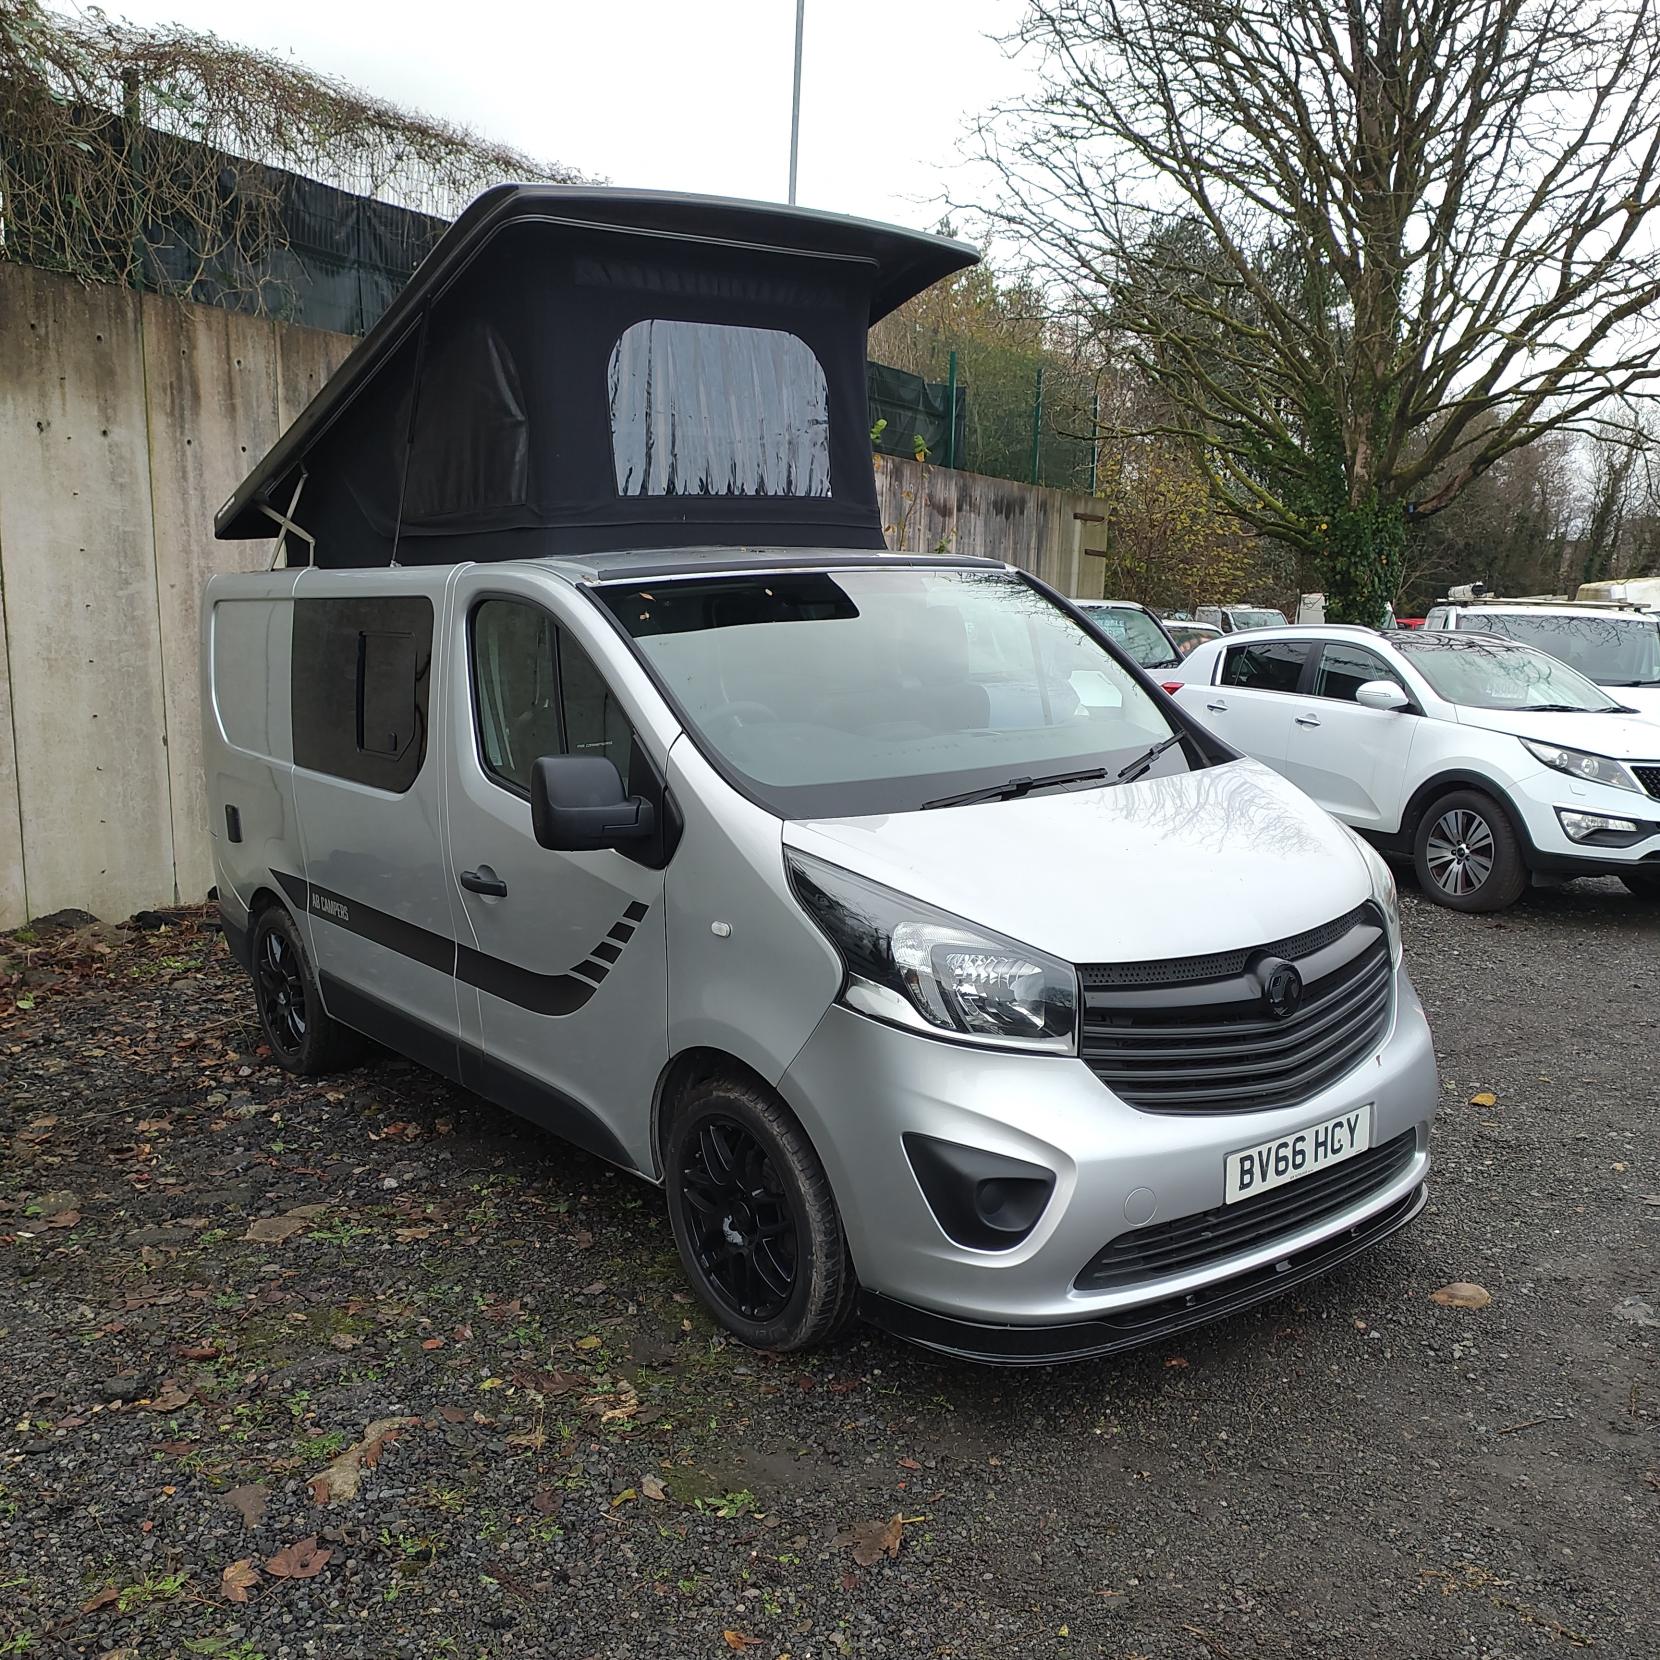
(788, 0, 805, 205)
(1090, 388, 1101, 496)
(1028, 362, 1044, 485)
(945, 350, 959, 470)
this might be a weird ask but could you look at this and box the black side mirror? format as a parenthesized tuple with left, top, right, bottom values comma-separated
(530, 755, 655, 852)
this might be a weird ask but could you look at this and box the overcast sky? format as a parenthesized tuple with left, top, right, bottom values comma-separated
(62, 0, 1033, 237)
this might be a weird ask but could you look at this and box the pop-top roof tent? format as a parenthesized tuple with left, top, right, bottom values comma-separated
(215, 185, 979, 566)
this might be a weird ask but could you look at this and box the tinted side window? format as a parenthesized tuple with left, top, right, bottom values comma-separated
(291, 596, 432, 792)
(1423, 607, 1449, 630)
(470, 601, 638, 795)
(1313, 643, 1401, 702)
(1221, 640, 1312, 692)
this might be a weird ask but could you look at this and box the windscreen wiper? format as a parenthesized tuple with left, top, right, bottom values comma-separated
(922, 766, 1108, 810)
(1114, 732, 1187, 785)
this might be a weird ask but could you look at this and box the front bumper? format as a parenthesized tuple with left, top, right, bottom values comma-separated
(781, 962, 1438, 1354)
(1507, 765, 1660, 875)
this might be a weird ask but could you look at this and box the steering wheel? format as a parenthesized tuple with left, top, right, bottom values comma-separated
(703, 700, 779, 741)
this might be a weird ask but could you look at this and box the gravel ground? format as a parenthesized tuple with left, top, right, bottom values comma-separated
(1, 878, 1656, 1660)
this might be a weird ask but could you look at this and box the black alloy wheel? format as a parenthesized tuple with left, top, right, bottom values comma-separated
(248, 905, 360, 1076)
(678, 1116, 799, 1322)
(256, 924, 308, 1056)
(663, 1074, 857, 1352)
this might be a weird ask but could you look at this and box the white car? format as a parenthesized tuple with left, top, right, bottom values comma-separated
(1421, 601, 1660, 719)
(1166, 625, 1660, 911)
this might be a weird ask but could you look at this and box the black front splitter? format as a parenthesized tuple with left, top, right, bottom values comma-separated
(858, 1183, 1428, 1367)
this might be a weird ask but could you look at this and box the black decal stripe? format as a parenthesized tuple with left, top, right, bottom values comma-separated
(275, 870, 648, 1019)
(624, 901, 650, 923)
(457, 944, 597, 1016)
(607, 922, 635, 944)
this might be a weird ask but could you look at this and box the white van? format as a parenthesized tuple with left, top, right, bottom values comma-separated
(203, 187, 1437, 1362)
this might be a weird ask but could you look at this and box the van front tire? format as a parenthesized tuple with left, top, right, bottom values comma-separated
(250, 905, 360, 1075)
(664, 1075, 856, 1353)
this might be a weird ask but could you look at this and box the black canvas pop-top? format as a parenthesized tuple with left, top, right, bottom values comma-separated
(214, 185, 979, 567)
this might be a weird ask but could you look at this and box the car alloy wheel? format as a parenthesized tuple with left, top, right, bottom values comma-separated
(1424, 807, 1496, 898)
(676, 1115, 801, 1323)
(256, 926, 308, 1054)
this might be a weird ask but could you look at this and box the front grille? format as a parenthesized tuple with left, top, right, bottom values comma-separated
(1079, 905, 1392, 1114)
(1074, 1128, 1418, 1293)
(1634, 763, 1660, 801)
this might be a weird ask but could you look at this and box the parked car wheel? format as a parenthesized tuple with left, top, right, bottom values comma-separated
(1620, 868, 1660, 902)
(1413, 790, 1528, 912)
(250, 905, 360, 1075)
(664, 1074, 856, 1352)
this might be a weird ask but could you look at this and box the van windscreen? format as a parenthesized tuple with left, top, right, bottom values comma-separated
(597, 568, 1186, 817)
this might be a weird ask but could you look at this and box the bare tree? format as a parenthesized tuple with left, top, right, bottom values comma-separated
(979, 0, 1660, 619)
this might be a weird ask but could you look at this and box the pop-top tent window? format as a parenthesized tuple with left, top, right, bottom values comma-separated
(608, 321, 831, 499)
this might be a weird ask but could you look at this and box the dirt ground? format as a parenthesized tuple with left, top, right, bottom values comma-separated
(1, 880, 1657, 1659)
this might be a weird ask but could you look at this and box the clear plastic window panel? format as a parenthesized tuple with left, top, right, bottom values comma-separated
(608, 320, 832, 498)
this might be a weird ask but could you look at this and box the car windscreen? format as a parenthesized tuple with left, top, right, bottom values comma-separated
(597, 568, 1186, 817)
(1078, 605, 1180, 669)
(1229, 608, 1288, 630)
(1458, 611, 1660, 685)
(1397, 635, 1620, 712)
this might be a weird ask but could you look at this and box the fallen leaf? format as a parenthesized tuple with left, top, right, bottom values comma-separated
(81, 1585, 121, 1612)
(46, 1209, 80, 1229)
(308, 1415, 420, 1505)
(242, 1214, 305, 1244)
(222, 1483, 268, 1529)
(264, 1536, 331, 1579)
(394, 1225, 435, 1242)
(221, 1558, 261, 1602)
(641, 1473, 667, 1501)
(1163, 1355, 1190, 1369)
(438, 1405, 469, 1423)
(722, 1632, 763, 1652)
(530, 1487, 558, 1513)
(575, 1335, 602, 1351)
(1430, 1282, 1492, 1310)
(144, 1381, 194, 1412)
(329, 1332, 360, 1351)
(897, 1457, 920, 1471)
(176, 1343, 220, 1361)
(1468, 1091, 1498, 1108)
(421, 1337, 445, 1351)
(834, 1512, 904, 1566)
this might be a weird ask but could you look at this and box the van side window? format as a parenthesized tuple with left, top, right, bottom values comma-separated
(1423, 607, 1449, 630)
(1220, 640, 1312, 693)
(559, 634, 638, 789)
(1312, 643, 1402, 703)
(291, 596, 432, 792)
(470, 600, 637, 794)
(471, 600, 563, 792)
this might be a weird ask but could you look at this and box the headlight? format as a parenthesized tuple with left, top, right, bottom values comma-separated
(1521, 738, 1638, 793)
(1341, 826, 1403, 965)
(785, 851, 1078, 1053)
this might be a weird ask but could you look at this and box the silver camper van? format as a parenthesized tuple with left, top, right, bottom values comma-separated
(203, 188, 1437, 1362)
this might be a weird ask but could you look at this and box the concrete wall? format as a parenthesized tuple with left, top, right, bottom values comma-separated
(0, 263, 351, 925)
(0, 265, 1100, 926)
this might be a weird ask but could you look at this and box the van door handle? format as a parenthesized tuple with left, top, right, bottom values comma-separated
(1206, 699, 1228, 713)
(459, 867, 508, 898)
(1294, 713, 1322, 728)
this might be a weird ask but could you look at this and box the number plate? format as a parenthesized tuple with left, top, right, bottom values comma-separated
(1224, 1105, 1373, 1205)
